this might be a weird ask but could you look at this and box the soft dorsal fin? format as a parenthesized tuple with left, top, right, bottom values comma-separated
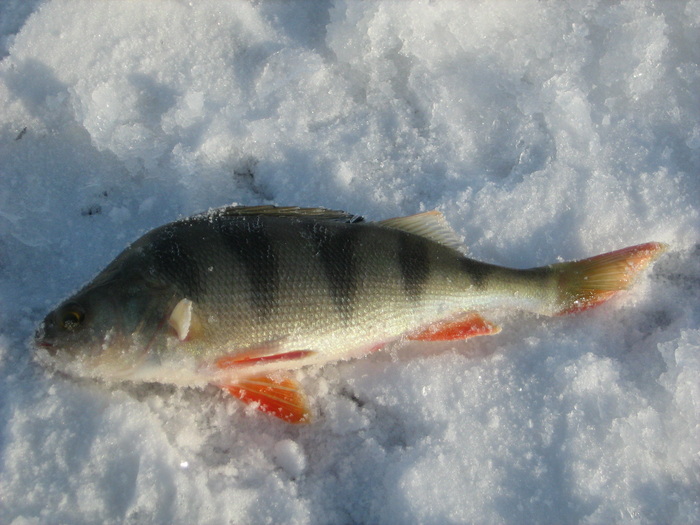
(197, 205, 364, 223)
(378, 210, 466, 252)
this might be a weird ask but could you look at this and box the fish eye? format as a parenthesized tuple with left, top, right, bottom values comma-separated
(61, 305, 85, 331)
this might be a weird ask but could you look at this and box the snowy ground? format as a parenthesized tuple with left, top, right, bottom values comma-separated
(0, 1, 699, 523)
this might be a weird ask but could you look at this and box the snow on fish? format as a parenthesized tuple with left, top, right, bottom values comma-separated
(34, 205, 667, 423)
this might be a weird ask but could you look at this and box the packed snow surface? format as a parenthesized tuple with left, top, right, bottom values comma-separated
(1, 1, 699, 523)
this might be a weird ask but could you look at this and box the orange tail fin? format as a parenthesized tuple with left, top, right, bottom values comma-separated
(553, 242, 667, 315)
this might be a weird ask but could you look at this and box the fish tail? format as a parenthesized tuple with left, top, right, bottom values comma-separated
(551, 242, 667, 315)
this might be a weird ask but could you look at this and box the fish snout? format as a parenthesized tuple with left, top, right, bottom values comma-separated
(34, 320, 57, 356)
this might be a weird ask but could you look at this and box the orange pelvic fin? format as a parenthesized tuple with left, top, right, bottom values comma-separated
(223, 375, 311, 424)
(215, 350, 316, 369)
(408, 312, 501, 341)
(554, 242, 667, 315)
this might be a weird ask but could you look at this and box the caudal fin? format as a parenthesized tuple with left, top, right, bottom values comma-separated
(552, 242, 667, 315)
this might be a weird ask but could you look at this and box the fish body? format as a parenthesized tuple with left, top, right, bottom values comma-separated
(35, 206, 666, 422)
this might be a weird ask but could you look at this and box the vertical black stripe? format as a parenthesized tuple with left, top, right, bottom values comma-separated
(307, 223, 360, 320)
(459, 258, 494, 288)
(221, 221, 279, 320)
(151, 226, 202, 299)
(397, 232, 430, 300)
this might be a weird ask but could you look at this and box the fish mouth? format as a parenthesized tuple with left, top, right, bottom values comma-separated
(34, 322, 55, 352)
(35, 339, 57, 355)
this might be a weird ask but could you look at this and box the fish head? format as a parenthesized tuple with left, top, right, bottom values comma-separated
(34, 260, 176, 379)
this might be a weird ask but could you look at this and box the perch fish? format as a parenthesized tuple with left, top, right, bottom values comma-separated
(34, 205, 666, 423)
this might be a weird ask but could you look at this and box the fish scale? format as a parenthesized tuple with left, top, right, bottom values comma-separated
(34, 205, 667, 423)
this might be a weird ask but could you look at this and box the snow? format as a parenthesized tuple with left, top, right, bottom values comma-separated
(0, 1, 698, 523)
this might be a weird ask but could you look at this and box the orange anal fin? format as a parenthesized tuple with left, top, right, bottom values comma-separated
(408, 313, 501, 341)
(215, 350, 316, 369)
(223, 375, 311, 424)
(555, 242, 668, 315)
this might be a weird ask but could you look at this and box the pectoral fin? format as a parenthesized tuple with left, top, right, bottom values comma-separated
(408, 313, 501, 341)
(222, 375, 311, 424)
(168, 298, 203, 341)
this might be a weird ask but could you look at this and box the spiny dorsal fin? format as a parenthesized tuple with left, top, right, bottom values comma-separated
(378, 210, 466, 252)
(197, 205, 364, 223)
